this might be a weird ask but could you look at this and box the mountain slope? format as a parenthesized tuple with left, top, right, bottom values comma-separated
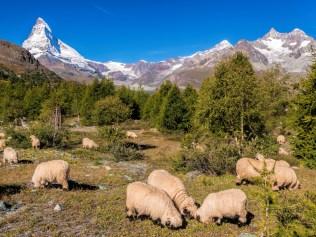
(0, 40, 60, 81)
(22, 18, 316, 88)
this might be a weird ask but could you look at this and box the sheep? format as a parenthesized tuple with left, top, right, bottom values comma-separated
(0, 139, 6, 150)
(3, 147, 18, 164)
(148, 169, 198, 218)
(255, 154, 290, 170)
(277, 135, 286, 145)
(235, 158, 264, 184)
(82, 138, 99, 149)
(126, 181, 183, 229)
(30, 135, 40, 149)
(126, 131, 138, 139)
(32, 160, 70, 190)
(196, 189, 248, 225)
(278, 147, 289, 156)
(0, 132, 5, 139)
(271, 166, 300, 191)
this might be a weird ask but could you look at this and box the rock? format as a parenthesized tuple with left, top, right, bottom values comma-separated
(117, 162, 148, 176)
(104, 166, 111, 171)
(239, 234, 256, 237)
(54, 204, 62, 212)
(124, 175, 133, 182)
(0, 201, 10, 212)
(278, 147, 289, 156)
(186, 170, 202, 180)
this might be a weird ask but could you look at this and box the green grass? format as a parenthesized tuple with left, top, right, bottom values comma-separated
(0, 125, 316, 236)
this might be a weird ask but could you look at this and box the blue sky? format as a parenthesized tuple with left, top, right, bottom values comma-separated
(0, 0, 315, 63)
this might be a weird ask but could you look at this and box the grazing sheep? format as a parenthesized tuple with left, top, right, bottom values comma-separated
(3, 147, 18, 164)
(235, 158, 264, 184)
(126, 131, 138, 139)
(255, 155, 290, 170)
(32, 160, 70, 190)
(0, 132, 5, 139)
(196, 189, 248, 225)
(30, 135, 40, 149)
(278, 147, 289, 156)
(0, 139, 6, 150)
(277, 135, 286, 145)
(148, 169, 198, 218)
(126, 181, 183, 229)
(271, 166, 300, 191)
(82, 138, 99, 149)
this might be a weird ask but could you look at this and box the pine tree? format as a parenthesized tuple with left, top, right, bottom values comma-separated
(195, 53, 265, 148)
(158, 84, 189, 130)
(293, 60, 316, 167)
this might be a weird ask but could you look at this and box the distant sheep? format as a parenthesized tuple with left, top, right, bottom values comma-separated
(148, 169, 198, 218)
(30, 135, 40, 149)
(277, 135, 286, 145)
(82, 138, 99, 149)
(32, 160, 70, 190)
(271, 166, 300, 191)
(0, 139, 6, 150)
(126, 181, 183, 229)
(196, 189, 248, 225)
(0, 132, 5, 139)
(278, 147, 289, 156)
(3, 147, 18, 165)
(126, 131, 138, 139)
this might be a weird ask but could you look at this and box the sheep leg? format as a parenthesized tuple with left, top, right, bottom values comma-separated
(61, 180, 69, 190)
(235, 176, 242, 185)
(215, 217, 222, 225)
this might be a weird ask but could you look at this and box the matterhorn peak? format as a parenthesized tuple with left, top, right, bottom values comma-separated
(35, 17, 52, 32)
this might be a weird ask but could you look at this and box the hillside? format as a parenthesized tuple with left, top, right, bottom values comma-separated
(0, 40, 61, 81)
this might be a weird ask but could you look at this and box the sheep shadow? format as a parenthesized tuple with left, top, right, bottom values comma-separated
(125, 142, 157, 151)
(18, 160, 34, 164)
(217, 211, 254, 227)
(0, 184, 23, 195)
(46, 180, 99, 191)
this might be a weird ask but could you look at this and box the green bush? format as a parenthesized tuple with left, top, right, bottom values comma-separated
(31, 124, 69, 148)
(5, 128, 30, 149)
(108, 142, 144, 162)
(243, 135, 279, 157)
(98, 126, 124, 144)
(174, 140, 240, 175)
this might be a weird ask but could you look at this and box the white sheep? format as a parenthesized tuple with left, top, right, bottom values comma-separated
(0, 139, 6, 150)
(82, 138, 99, 149)
(148, 169, 198, 218)
(196, 189, 248, 225)
(0, 132, 5, 139)
(278, 147, 289, 156)
(277, 135, 286, 145)
(126, 131, 138, 139)
(235, 157, 264, 184)
(3, 147, 18, 164)
(32, 160, 70, 190)
(30, 135, 40, 149)
(126, 181, 183, 229)
(271, 166, 300, 191)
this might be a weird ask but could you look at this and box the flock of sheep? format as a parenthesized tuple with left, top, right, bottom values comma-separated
(0, 131, 301, 230)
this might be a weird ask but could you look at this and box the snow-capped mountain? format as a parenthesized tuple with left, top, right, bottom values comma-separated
(22, 17, 315, 88)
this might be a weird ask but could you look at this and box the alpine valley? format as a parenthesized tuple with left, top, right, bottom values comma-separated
(22, 17, 316, 89)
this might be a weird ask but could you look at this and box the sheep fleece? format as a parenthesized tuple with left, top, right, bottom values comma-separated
(196, 189, 248, 224)
(147, 169, 197, 217)
(126, 181, 182, 228)
(82, 138, 99, 149)
(32, 160, 70, 190)
(3, 147, 18, 164)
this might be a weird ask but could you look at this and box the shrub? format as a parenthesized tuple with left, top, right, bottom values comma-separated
(30, 124, 69, 148)
(174, 139, 240, 175)
(98, 126, 124, 144)
(5, 128, 30, 149)
(92, 96, 131, 125)
(243, 135, 279, 157)
(108, 142, 144, 162)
